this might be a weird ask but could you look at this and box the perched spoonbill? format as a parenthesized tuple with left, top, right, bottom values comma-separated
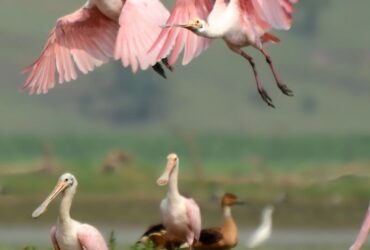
(349, 204, 370, 250)
(32, 173, 108, 250)
(23, 0, 170, 94)
(154, 0, 298, 107)
(157, 153, 201, 249)
(194, 193, 244, 250)
(245, 205, 274, 249)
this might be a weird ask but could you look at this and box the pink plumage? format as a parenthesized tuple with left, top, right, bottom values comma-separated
(23, 0, 169, 94)
(186, 198, 202, 241)
(350, 205, 370, 250)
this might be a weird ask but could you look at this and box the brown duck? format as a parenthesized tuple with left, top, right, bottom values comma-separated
(194, 193, 244, 250)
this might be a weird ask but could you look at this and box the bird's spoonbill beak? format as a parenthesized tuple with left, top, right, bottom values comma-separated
(157, 155, 177, 186)
(32, 180, 69, 218)
(161, 23, 193, 30)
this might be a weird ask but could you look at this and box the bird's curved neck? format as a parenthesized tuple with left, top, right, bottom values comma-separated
(196, 24, 224, 39)
(58, 191, 74, 224)
(223, 205, 232, 218)
(167, 165, 180, 199)
(261, 213, 272, 228)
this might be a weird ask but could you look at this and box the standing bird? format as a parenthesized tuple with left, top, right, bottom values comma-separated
(23, 0, 170, 94)
(32, 173, 108, 250)
(157, 153, 202, 249)
(153, 0, 298, 107)
(349, 204, 370, 250)
(245, 205, 274, 249)
(194, 193, 245, 250)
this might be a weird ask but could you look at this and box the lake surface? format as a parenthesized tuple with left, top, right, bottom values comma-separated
(0, 225, 364, 249)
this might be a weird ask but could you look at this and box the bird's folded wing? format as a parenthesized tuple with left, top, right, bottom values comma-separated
(23, 6, 119, 94)
(186, 198, 202, 240)
(350, 205, 370, 250)
(77, 224, 108, 250)
(114, 0, 169, 73)
(150, 0, 213, 66)
(198, 227, 223, 245)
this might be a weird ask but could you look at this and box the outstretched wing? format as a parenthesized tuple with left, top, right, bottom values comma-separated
(239, 0, 298, 47)
(151, 0, 213, 66)
(23, 6, 119, 94)
(114, 0, 169, 72)
(186, 198, 202, 240)
(77, 224, 108, 250)
(350, 205, 370, 250)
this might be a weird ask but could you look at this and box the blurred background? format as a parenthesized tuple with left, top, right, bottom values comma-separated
(1, 0, 370, 249)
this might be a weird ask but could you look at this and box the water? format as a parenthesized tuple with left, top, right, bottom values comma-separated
(0, 226, 362, 249)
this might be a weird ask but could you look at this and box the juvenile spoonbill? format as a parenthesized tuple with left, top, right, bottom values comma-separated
(32, 173, 108, 250)
(154, 0, 298, 107)
(157, 153, 202, 249)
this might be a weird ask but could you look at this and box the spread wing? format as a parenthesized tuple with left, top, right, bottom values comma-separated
(350, 205, 370, 250)
(199, 227, 223, 245)
(186, 198, 202, 240)
(23, 6, 119, 94)
(239, 0, 298, 47)
(151, 0, 213, 66)
(114, 0, 169, 72)
(77, 224, 108, 250)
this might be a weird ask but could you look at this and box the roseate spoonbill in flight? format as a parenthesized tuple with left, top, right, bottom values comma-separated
(245, 205, 274, 249)
(32, 173, 108, 250)
(23, 0, 170, 94)
(349, 205, 370, 250)
(194, 193, 244, 250)
(157, 153, 202, 249)
(153, 0, 298, 107)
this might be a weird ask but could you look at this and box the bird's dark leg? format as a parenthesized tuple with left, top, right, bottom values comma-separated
(238, 50, 275, 108)
(259, 48, 294, 96)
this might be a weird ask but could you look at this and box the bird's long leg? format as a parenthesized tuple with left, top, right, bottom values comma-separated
(233, 48, 275, 108)
(259, 48, 294, 96)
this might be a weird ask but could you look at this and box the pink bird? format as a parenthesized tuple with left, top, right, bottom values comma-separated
(350, 204, 370, 250)
(32, 173, 108, 250)
(152, 0, 298, 107)
(157, 153, 201, 249)
(23, 0, 170, 94)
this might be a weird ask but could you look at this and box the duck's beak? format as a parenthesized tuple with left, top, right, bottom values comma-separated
(32, 180, 69, 218)
(157, 158, 176, 186)
(235, 200, 246, 206)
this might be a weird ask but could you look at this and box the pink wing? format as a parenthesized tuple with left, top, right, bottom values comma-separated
(251, 0, 298, 30)
(186, 198, 201, 240)
(23, 6, 119, 94)
(151, 0, 213, 66)
(114, 0, 169, 72)
(50, 226, 60, 250)
(77, 224, 108, 250)
(239, 0, 298, 47)
(350, 205, 370, 250)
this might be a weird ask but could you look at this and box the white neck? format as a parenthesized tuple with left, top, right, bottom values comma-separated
(58, 190, 75, 224)
(223, 206, 232, 218)
(167, 164, 180, 199)
(195, 23, 224, 39)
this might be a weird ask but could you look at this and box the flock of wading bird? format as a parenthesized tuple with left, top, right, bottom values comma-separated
(33, 154, 274, 250)
(21, 0, 370, 249)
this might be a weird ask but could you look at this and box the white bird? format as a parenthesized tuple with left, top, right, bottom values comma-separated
(32, 173, 108, 250)
(157, 153, 202, 248)
(153, 0, 298, 107)
(245, 205, 274, 249)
